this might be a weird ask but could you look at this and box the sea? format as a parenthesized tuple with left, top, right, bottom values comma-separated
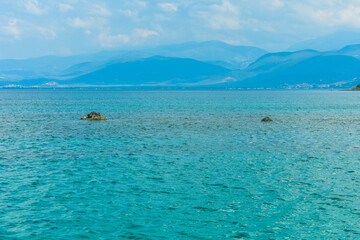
(1, 89, 360, 239)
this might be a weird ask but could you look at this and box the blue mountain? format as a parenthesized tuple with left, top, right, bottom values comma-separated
(15, 56, 231, 87)
(247, 50, 319, 72)
(337, 44, 360, 58)
(66, 56, 231, 85)
(4, 42, 360, 89)
(147, 41, 267, 69)
(0, 41, 267, 82)
(225, 54, 360, 89)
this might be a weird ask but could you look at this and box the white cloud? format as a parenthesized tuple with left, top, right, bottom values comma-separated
(59, 3, 74, 13)
(133, 29, 158, 38)
(34, 26, 56, 39)
(158, 3, 178, 12)
(292, 2, 360, 28)
(90, 4, 112, 16)
(155, 14, 171, 21)
(201, 0, 241, 30)
(271, 0, 284, 9)
(68, 17, 87, 28)
(97, 28, 158, 48)
(133, 0, 147, 8)
(67, 17, 109, 34)
(119, 9, 138, 18)
(24, 0, 45, 15)
(8, 0, 360, 57)
(98, 32, 130, 47)
(210, 0, 238, 15)
(210, 16, 241, 30)
(0, 17, 56, 41)
(2, 18, 22, 39)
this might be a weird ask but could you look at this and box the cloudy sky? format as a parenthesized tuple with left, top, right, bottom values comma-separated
(1, 0, 360, 59)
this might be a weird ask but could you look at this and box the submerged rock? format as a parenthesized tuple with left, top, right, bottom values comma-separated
(81, 112, 108, 121)
(261, 117, 273, 122)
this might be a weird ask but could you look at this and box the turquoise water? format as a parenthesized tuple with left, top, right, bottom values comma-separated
(1, 90, 360, 239)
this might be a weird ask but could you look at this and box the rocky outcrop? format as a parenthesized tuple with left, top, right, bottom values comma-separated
(81, 112, 108, 121)
(261, 117, 273, 122)
(351, 84, 360, 91)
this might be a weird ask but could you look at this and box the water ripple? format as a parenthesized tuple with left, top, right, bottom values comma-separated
(1, 90, 360, 239)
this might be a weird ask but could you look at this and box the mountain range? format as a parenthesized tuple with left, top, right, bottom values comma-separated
(2, 40, 360, 89)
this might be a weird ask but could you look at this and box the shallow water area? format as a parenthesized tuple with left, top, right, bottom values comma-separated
(1, 90, 360, 239)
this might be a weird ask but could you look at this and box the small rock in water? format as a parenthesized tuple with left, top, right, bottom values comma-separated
(261, 117, 273, 122)
(87, 112, 101, 118)
(81, 112, 108, 121)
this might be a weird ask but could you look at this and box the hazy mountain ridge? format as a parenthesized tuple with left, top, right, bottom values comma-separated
(2, 41, 360, 89)
(222, 47, 360, 89)
(0, 41, 266, 82)
(61, 56, 231, 86)
(226, 54, 360, 89)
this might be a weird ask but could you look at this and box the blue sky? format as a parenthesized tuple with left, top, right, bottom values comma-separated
(1, 0, 360, 59)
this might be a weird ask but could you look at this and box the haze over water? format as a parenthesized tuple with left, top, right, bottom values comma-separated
(1, 90, 360, 239)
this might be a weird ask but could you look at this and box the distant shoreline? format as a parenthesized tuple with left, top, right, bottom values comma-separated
(0, 87, 350, 91)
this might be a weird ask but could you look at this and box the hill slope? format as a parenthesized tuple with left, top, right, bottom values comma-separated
(4, 43, 360, 89)
(148, 41, 267, 69)
(0, 41, 267, 82)
(226, 55, 360, 88)
(15, 57, 232, 87)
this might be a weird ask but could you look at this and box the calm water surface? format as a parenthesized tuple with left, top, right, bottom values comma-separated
(1, 90, 360, 239)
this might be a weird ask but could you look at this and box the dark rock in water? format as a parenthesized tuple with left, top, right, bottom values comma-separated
(81, 112, 108, 121)
(87, 112, 101, 118)
(261, 117, 273, 122)
(351, 84, 360, 91)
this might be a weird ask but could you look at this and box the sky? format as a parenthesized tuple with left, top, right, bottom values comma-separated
(1, 0, 360, 59)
